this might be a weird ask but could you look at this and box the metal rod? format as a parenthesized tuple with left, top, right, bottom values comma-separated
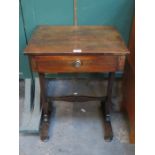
(74, 0, 77, 26)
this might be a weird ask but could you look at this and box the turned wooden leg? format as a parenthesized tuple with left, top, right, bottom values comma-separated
(101, 72, 115, 142)
(39, 73, 49, 141)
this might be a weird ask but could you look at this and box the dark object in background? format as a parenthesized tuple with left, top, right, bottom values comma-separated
(122, 17, 135, 144)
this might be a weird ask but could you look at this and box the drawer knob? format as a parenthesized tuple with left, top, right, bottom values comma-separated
(73, 59, 82, 68)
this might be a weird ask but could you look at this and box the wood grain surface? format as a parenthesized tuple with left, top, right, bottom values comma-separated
(25, 26, 129, 55)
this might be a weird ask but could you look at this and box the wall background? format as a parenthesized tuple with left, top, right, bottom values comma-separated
(19, 0, 134, 78)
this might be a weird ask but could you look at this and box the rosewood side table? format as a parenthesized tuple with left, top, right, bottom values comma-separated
(24, 26, 129, 141)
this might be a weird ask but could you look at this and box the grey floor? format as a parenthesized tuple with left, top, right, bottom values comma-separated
(19, 79, 135, 155)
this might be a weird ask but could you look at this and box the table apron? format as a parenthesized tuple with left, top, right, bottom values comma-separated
(30, 55, 125, 73)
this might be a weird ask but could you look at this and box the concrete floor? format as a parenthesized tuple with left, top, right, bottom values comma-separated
(19, 79, 135, 155)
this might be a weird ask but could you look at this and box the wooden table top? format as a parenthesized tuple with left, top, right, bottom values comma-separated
(24, 26, 129, 55)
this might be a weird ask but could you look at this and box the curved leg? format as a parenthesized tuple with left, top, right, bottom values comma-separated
(101, 72, 115, 142)
(39, 73, 49, 141)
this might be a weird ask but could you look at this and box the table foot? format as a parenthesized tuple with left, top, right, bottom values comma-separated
(101, 100, 113, 142)
(40, 114, 49, 142)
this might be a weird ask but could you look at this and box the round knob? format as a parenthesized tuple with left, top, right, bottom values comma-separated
(73, 59, 81, 68)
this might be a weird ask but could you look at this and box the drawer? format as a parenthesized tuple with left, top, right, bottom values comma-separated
(30, 55, 125, 73)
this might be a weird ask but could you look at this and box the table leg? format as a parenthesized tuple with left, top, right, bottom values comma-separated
(101, 72, 115, 142)
(39, 73, 49, 141)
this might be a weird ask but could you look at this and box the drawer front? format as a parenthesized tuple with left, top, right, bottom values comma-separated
(30, 55, 125, 73)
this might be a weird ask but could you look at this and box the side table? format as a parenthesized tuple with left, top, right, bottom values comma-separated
(24, 26, 129, 141)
